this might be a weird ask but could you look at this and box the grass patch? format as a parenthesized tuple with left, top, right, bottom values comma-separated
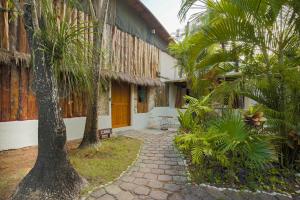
(69, 136, 142, 194)
(0, 136, 142, 199)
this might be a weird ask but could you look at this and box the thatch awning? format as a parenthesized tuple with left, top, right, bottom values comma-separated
(0, 49, 31, 67)
(101, 69, 162, 87)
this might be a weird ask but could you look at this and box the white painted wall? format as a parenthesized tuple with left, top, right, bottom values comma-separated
(159, 51, 179, 81)
(0, 116, 111, 151)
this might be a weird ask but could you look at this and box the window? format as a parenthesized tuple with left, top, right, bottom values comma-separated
(137, 86, 148, 113)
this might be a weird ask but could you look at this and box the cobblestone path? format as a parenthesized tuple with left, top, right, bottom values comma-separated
(86, 130, 295, 200)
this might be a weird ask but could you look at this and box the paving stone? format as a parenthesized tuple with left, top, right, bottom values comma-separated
(144, 173, 158, 180)
(149, 190, 168, 200)
(163, 184, 181, 192)
(134, 186, 151, 195)
(106, 185, 122, 195)
(151, 168, 165, 174)
(145, 164, 159, 169)
(115, 191, 134, 200)
(132, 172, 145, 178)
(223, 190, 244, 200)
(167, 193, 184, 200)
(147, 180, 164, 189)
(205, 187, 228, 200)
(119, 182, 137, 191)
(158, 165, 171, 170)
(98, 194, 115, 200)
(256, 193, 282, 200)
(139, 168, 152, 173)
(164, 170, 178, 176)
(90, 188, 106, 198)
(133, 178, 149, 185)
(172, 176, 187, 183)
(121, 176, 135, 183)
(158, 175, 172, 182)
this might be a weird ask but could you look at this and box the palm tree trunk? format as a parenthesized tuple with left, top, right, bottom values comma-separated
(13, 1, 84, 199)
(79, 0, 110, 148)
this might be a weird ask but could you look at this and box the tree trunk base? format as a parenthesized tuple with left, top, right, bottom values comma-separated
(12, 157, 86, 200)
(78, 139, 101, 149)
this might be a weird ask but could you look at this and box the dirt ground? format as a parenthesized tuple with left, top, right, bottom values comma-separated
(0, 140, 80, 200)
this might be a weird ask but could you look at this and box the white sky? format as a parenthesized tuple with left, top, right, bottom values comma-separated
(141, 0, 186, 35)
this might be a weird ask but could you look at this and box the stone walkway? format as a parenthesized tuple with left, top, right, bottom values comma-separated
(86, 130, 296, 200)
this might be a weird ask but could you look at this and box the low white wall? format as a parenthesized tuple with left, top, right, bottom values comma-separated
(0, 115, 111, 151)
(147, 107, 180, 129)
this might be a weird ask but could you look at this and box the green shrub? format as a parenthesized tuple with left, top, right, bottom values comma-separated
(175, 111, 276, 169)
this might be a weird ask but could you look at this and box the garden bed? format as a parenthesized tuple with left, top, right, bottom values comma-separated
(176, 144, 300, 198)
(0, 136, 142, 200)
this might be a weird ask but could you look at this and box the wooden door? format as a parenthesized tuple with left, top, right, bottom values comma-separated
(111, 82, 131, 128)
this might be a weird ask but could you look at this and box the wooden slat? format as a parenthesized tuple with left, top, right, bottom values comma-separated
(1, 65, 10, 121)
(10, 65, 19, 120)
(1, 0, 9, 49)
(18, 0, 28, 53)
(19, 67, 28, 120)
(9, 12, 18, 51)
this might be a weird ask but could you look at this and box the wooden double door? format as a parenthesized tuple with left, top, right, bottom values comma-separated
(111, 81, 131, 128)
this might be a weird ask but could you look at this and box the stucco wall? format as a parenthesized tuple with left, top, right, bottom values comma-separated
(159, 51, 179, 82)
(99, 87, 110, 115)
(0, 116, 111, 151)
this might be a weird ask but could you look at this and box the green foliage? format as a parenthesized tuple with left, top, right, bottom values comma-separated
(177, 110, 198, 133)
(35, 0, 94, 96)
(177, 95, 215, 133)
(173, 0, 300, 168)
(175, 111, 276, 169)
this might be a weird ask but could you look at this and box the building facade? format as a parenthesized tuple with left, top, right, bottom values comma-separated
(0, 0, 181, 150)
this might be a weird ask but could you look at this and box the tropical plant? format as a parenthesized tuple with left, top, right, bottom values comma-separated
(177, 94, 215, 132)
(243, 105, 267, 128)
(175, 111, 276, 169)
(172, 0, 300, 168)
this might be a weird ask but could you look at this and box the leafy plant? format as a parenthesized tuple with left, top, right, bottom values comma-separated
(175, 111, 276, 169)
(177, 110, 198, 133)
(172, 0, 300, 168)
(243, 105, 267, 128)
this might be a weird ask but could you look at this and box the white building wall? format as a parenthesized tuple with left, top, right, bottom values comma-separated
(0, 116, 111, 151)
(159, 51, 179, 81)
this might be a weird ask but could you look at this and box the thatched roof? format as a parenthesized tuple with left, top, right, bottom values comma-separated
(101, 69, 162, 87)
(0, 49, 162, 87)
(0, 49, 31, 67)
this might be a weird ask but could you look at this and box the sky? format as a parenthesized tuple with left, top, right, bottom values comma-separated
(141, 0, 185, 35)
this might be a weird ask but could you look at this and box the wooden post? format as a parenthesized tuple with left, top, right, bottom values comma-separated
(1, 65, 10, 121)
(1, 0, 9, 49)
(19, 67, 28, 120)
(9, 12, 18, 51)
(18, 0, 28, 53)
(10, 65, 20, 120)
